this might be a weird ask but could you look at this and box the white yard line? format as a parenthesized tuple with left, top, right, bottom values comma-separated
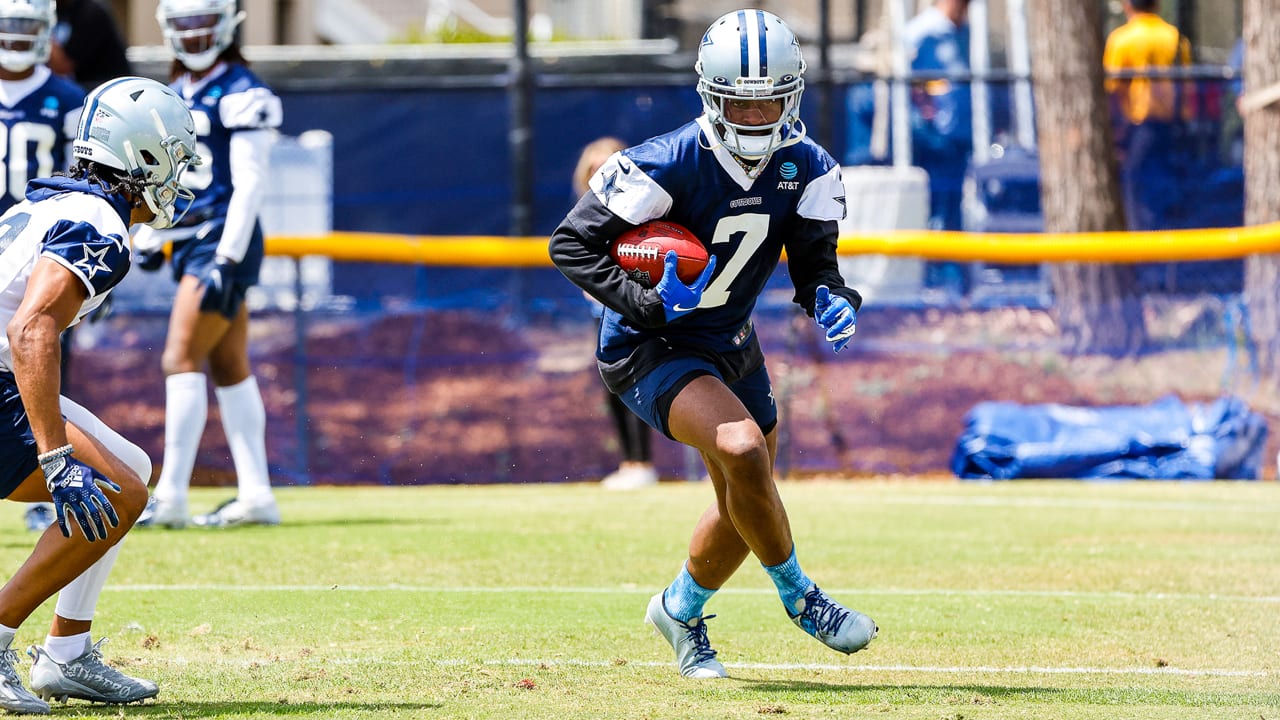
(106, 583, 1280, 603)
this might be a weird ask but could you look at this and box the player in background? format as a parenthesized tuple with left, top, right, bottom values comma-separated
(135, 0, 283, 529)
(572, 136, 660, 490)
(549, 9, 876, 678)
(0, 0, 86, 534)
(0, 75, 199, 712)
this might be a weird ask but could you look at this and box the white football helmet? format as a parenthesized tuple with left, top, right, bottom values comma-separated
(695, 9, 807, 164)
(0, 0, 54, 73)
(73, 77, 202, 229)
(156, 0, 244, 73)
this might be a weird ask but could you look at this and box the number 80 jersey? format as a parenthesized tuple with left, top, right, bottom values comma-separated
(0, 67, 85, 216)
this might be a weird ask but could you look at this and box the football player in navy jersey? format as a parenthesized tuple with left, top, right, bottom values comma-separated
(0, 0, 87, 534)
(550, 10, 877, 678)
(0, 76, 198, 712)
(135, 0, 283, 530)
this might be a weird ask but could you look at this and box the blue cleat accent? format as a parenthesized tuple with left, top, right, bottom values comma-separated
(788, 584, 877, 654)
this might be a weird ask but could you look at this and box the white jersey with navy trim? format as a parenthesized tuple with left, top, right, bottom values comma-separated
(0, 178, 132, 371)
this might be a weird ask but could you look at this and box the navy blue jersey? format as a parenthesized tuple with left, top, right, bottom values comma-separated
(550, 115, 859, 369)
(172, 63, 282, 222)
(0, 176, 132, 371)
(0, 68, 84, 214)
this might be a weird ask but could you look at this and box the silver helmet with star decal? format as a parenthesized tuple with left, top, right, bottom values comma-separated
(73, 77, 202, 229)
(157, 0, 244, 73)
(695, 9, 807, 163)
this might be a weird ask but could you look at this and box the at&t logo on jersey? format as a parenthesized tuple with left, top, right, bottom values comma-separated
(777, 161, 799, 191)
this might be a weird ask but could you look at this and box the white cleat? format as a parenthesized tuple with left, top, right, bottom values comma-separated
(0, 642, 48, 715)
(29, 640, 158, 705)
(644, 592, 727, 679)
(788, 584, 877, 654)
(601, 465, 659, 490)
(135, 496, 187, 529)
(190, 497, 281, 528)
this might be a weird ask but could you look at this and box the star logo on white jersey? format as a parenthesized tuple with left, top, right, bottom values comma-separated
(74, 244, 112, 280)
(600, 170, 623, 205)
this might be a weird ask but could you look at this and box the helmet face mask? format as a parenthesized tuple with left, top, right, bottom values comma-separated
(0, 0, 53, 74)
(156, 0, 244, 73)
(74, 77, 203, 228)
(695, 9, 807, 167)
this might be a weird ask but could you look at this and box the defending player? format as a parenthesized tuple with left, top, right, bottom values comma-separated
(0, 0, 86, 534)
(0, 76, 199, 712)
(549, 9, 876, 678)
(136, 0, 283, 529)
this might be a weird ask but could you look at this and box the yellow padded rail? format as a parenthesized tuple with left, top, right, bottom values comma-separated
(263, 222, 1280, 266)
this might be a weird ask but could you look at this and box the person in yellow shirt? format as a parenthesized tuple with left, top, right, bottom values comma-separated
(1102, 0, 1193, 230)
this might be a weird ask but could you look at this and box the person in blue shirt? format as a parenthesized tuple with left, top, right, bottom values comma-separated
(550, 9, 877, 678)
(905, 0, 973, 295)
(135, 0, 283, 530)
(905, 0, 972, 231)
(0, 75, 199, 712)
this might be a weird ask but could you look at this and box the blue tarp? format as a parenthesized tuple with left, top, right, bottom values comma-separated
(951, 395, 1268, 480)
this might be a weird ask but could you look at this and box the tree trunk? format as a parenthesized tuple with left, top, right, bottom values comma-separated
(1242, 0, 1280, 378)
(1027, 0, 1145, 355)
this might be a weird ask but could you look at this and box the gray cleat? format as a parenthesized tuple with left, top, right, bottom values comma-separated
(644, 592, 727, 679)
(191, 497, 280, 528)
(0, 642, 48, 715)
(135, 495, 187, 529)
(788, 584, 878, 654)
(28, 639, 158, 705)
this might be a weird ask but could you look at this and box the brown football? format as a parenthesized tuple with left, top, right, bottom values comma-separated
(609, 220, 709, 288)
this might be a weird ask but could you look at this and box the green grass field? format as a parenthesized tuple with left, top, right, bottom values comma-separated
(6, 480, 1277, 719)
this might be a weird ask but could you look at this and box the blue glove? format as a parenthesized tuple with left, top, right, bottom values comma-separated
(655, 250, 717, 323)
(814, 285, 857, 353)
(135, 250, 164, 272)
(40, 451, 121, 541)
(199, 256, 239, 317)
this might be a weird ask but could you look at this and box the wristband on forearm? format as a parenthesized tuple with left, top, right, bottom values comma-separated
(38, 444, 74, 465)
(38, 444, 74, 481)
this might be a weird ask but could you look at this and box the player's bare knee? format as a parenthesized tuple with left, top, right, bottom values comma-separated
(713, 424, 769, 471)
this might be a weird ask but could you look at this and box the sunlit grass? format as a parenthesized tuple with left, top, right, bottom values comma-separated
(3, 480, 1276, 719)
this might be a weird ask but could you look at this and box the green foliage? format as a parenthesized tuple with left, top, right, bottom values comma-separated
(14, 481, 1276, 719)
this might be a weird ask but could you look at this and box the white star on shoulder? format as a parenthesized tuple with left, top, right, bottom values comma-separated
(73, 244, 113, 279)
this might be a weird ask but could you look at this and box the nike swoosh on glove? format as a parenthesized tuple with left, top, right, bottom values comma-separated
(814, 285, 857, 353)
(655, 250, 717, 323)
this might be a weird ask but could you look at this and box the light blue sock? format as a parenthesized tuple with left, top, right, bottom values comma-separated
(763, 547, 813, 616)
(662, 563, 717, 623)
